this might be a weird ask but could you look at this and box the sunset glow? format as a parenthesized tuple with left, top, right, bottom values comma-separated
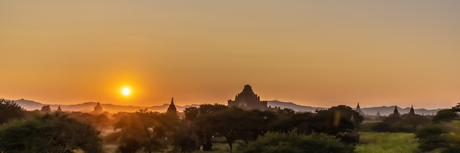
(1, 1, 459, 109)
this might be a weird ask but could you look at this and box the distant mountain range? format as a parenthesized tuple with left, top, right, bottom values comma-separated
(268, 100, 443, 116)
(267, 100, 325, 112)
(12, 98, 199, 113)
(360, 106, 442, 116)
(10, 99, 444, 115)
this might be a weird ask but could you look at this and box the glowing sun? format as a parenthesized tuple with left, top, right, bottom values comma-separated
(122, 88, 130, 95)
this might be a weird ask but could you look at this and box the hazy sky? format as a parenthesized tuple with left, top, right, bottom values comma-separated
(1, 1, 460, 109)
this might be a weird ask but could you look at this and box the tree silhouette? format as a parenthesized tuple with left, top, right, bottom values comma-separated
(0, 98, 25, 125)
(197, 106, 251, 151)
(0, 113, 103, 152)
(40, 105, 51, 114)
(114, 109, 181, 153)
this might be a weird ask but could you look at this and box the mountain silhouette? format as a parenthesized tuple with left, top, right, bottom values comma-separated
(11, 98, 443, 115)
(267, 100, 325, 112)
(267, 100, 442, 116)
(12, 99, 199, 113)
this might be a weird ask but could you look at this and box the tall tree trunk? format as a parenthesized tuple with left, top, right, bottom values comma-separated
(204, 134, 212, 151)
(228, 142, 233, 152)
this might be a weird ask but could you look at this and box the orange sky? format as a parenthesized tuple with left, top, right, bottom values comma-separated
(1, 1, 460, 109)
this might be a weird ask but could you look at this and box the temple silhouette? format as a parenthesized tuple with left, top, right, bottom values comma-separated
(94, 102, 102, 113)
(166, 97, 178, 118)
(228, 85, 277, 111)
(355, 103, 365, 116)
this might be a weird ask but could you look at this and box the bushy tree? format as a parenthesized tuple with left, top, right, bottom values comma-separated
(239, 131, 354, 153)
(197, 106, 253, 151)
(416, 121, 460, 153)
(432, 109, 458, 123)
(270, 105, 361, 136)
(192, 104, 228, 151)
(40, 105, 51, 114)
(0, 113, 103, 152)
(171, 123, 197, 153)
(114, 109, 181, 153)
(184, 107, 199, 122)
(245, 109, 277, 140)
(0, 98, 25, 125)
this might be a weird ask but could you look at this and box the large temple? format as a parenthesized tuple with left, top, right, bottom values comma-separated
(228, 85, 276, 111)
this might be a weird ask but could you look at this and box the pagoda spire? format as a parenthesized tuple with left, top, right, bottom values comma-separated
(57, 105, 62, 112)
(166, 97, 178, 117)
(392, 105, 400, 117)
(409, 105, 415, 115)
(355, 102, 364, 116)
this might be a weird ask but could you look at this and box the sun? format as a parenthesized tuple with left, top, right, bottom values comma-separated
(122, 88, 130, 95)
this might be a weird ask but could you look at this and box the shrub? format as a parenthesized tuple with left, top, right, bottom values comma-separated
(432, 109, 458, 123)
(370, 122, 415, 133)
(371, 122, 394, 132)
(0, 113, 103, 152)
(0, 98, 25, 125)
(416, 121, 460, 153)
(239, 131, 354, 153)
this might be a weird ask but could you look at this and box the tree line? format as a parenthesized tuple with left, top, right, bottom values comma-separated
(4, 97, 460, 153)
(0, 98, 364, 152)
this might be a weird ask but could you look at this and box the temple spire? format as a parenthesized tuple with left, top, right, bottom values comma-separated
(409, 105, 415, 115)
(392, 105, 400, 117)
(355, 102, 364, 116)
(166, 97, 178, 117)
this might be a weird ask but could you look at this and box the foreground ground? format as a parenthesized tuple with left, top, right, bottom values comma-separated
(103, 132, 443, 153)
(356, 132, 442, 153)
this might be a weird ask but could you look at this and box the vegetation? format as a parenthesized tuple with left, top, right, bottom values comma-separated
(416, 120, 460, 153)
(355, 132, 422, 153)
(0, 98, 25, 125)
(40, 105, 52, 114)
(431, 109, 458, 123)
(239, 131, 354, 153)
(113, 109, 181, 153)
(7, 99, 460, 153)
(413, 103, 460, 153)
(0, 113, 103, 153)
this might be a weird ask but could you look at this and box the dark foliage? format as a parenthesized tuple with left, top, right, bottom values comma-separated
(40, 105, 51, 114)
(0, 98, 25, 125)
(239, 131, 354, 153)
(114, 109, 181, 153)
(432, 109, 458, 123)
(416, 124, 452, 152)
(0, 113, 103, 153)
(370, 122, 414, 133)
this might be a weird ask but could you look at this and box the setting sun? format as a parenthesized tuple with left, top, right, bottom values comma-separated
(122, 88, 130, 95)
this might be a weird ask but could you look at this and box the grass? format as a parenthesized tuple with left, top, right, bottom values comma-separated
(355, 132, 442, 153)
